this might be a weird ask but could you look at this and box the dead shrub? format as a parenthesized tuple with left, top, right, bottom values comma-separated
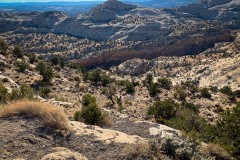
(202, 143, 233, 160)
(0, 100, 71, 135)
(121, 142, 151, 158)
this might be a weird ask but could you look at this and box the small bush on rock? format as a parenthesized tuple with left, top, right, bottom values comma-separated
(75, 94, 107, 126)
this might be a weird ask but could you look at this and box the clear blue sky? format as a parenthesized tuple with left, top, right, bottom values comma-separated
(0, 0, 106, 2)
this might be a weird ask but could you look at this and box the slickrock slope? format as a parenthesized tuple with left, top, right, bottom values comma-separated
(0, 115, 150, 160)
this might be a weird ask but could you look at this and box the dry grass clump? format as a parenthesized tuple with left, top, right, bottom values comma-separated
(0, 100, 71, 134)
(121, 142, 152, 159)
(202, 143, 233, 160)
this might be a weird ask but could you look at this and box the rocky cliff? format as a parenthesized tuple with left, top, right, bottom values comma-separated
(76, 30, 232, 68)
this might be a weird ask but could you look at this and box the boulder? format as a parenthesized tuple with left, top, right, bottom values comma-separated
(149, 124, 181, 138)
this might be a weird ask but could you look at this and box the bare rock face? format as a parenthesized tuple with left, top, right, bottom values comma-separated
(71, 121, 145, 144)
(41, 147, 88, 160)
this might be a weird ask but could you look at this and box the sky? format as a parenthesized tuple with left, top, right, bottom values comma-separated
(0, 0, 106, 2)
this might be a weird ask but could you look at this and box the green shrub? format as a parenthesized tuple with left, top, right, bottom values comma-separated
(76, 103, 103, 125)
(210, 86, 218, 93)
(91, 69, 101, 84)
(83, 69, 114, 86)
(19, 84, 35, 100)
(148, 82, 160, 97)
(233, 90, 240, 97)
(0, 82, 8, 103)
(184, 102, 200, 113)
(9, 88, 21, 101)
(1, 78, 9, 83)
(104, 83, 116, 104)
(82, 94, 96, 107)
(75, 94, 107, 126)
(166, 109, 207, 132)
(39, 86, 51, 98)
(16, 60, 31, 72)
(9, 84, 34, 101)
(200, 88, 211, 99)
(220, 86, 233, 96)
(101, 74, 111, 86)
(157, 78, 172, 90)
(26, 53, 36, 64)
(159, 137, 209, 160)
(125, 81, 135, 94)
(148, 99, 179, 121)
(36, 61, 54, 83)
(0, 39, 8, 55)
(175, 88, 186, 101)
(214, 102, 240, 155)
(13, 45, 24, 58)
(145, 73, 153, 86)
(50, 56, 60, 65)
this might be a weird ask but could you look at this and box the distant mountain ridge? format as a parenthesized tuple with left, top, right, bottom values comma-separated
(0, 0, 200, 15)
(137, 0, 199, 8)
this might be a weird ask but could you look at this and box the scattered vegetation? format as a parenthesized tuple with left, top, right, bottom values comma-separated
(0, 83, 35, 103)
(122, 136, 213, 160)
(83, 69, 114, 86)
(148, 96, 239, 159)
